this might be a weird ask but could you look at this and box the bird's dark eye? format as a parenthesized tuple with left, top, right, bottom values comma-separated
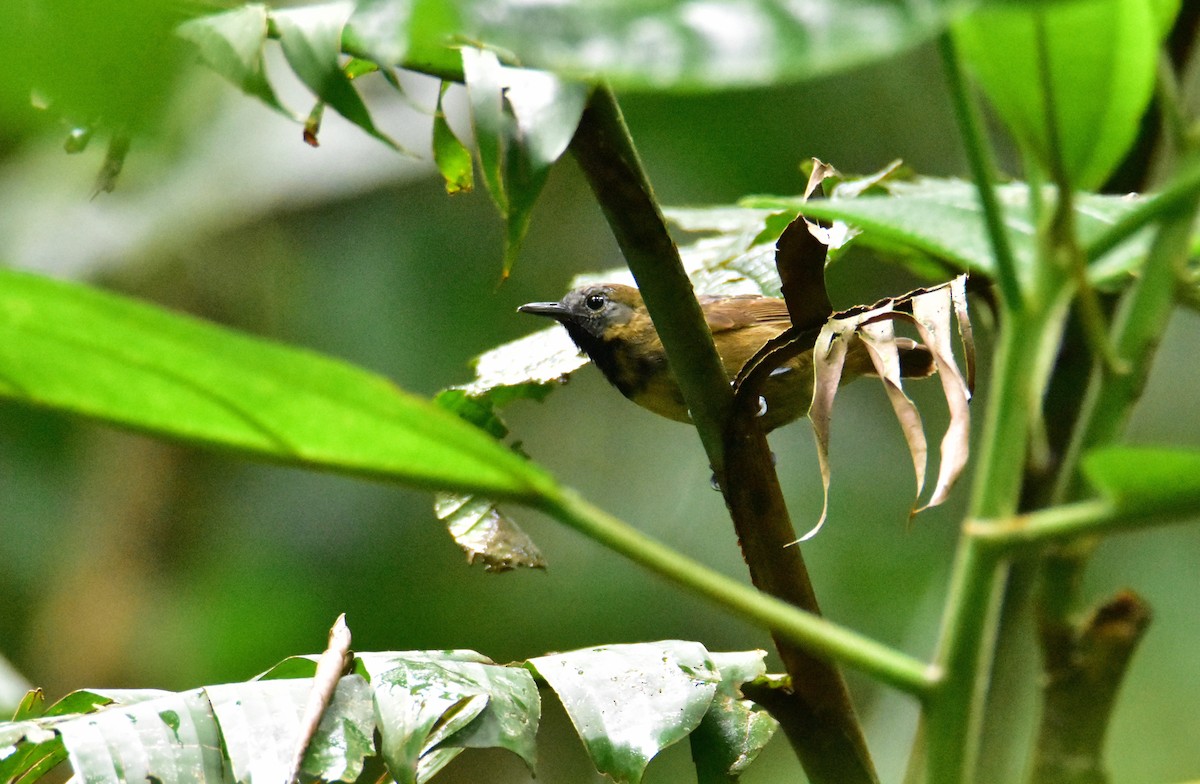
(584, 294, 606, 311)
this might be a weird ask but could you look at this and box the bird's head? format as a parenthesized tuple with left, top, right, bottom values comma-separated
(518, 284, 645, 350)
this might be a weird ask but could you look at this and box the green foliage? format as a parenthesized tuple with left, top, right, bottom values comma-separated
(2, 0, 1200, 783)
(0, 269, 554, 501)
(953, 0, 1165, 189)
(1084, 446, 1200, 516)
(0, 645, 774, 784)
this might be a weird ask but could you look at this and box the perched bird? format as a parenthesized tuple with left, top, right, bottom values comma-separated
(519, 283, 934, 432)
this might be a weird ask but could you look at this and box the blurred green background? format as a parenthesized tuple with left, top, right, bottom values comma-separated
(1, 21, 1199, 784)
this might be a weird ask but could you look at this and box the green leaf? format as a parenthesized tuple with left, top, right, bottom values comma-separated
(953, 0, 1160, 189)
(272, 2, 400, 150)
(357, 652, 540, 783)
(451, 0, 962, 91)
(343, 0, 463, 76)
(1083, 447, 1200, 517)
(56, 689, 228, 784)
(462, 47, 589, 277)
(207, 677, 374, 784)
(432, 83, 474, 195)
(0, 269, 555, 502)
(744, 179, 1154, 290)
(689, 651, 779, 778)
(528, 641, 721, 784)
(176, 4, 289, 116)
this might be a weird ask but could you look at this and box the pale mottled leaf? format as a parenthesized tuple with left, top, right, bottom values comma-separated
(689, 651, 778, 778)
(357, 651, 539, 783)
(435, 493, 547, 571)
(528, 641, 720, 784)
(207, 677, 374, 784)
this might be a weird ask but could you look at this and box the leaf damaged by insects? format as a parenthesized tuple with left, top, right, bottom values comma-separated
(435, 493, 547, 572)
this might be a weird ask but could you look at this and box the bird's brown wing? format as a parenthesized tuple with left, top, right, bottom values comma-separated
(701, 295, 792, 333)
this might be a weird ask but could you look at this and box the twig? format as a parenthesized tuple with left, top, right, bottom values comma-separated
(567, 84, 880, 784)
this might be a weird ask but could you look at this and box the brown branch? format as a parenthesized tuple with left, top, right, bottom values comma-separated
(1032, 590, 1152, 784)
(568, 84, 877, 784)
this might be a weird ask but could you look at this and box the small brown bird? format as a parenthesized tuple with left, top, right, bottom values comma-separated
(519, 283, 933, 432)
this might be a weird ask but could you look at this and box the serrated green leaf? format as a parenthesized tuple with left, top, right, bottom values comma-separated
(57, 689, 228, 784)
(0, 269, 556, 502)
(207, 677, 374, 784)
(745, 179, 1153, 290)
(176, 4, 289, 116)
(953, 0, 1159, 189)
(1083, 447, 1200, 517)
(433, 83, 474, 194)
(272, 2, 400, 150)
(528, 641, 720, 784)
(357, 652, 540, 783)
(689, 651, 778, 778)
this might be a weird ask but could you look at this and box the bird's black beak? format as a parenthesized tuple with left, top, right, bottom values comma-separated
(517, 301, 569, 321)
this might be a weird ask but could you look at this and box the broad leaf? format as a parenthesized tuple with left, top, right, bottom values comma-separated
(450, 0, 964, 91)
(1083, 447, 1200, 517)
(208, 677, 374, 784)
(745, 179, 1156, 290)
(357, 651, 540, 783)
(953, 0, 1162, 189)
(434, 493, 547, 571)
(58, 690, 228, 784)
(0, 270, 555, 502)
(431, 334, 578, 571)
(343, 0, 463, 76)
(528, 641, 720, 784)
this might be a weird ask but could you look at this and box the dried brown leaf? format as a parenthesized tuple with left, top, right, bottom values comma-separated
(951, 276, 976, 395)
(896, 282, 972, 512)
(287, 614, 353, 784)
(858, 316, 928, 515)
(803, 158, 840, 200)
(775, 216, 833, 330)
(795, 321, 852, 544)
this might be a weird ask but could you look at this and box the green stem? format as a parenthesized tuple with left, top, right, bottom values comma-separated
(1057, 176, 1200, 504)
(925, 308, 1039, 783)
(937, 31, 1024, 311)
(535, 488, 937, 696)
(966, 495, 1200, 553)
